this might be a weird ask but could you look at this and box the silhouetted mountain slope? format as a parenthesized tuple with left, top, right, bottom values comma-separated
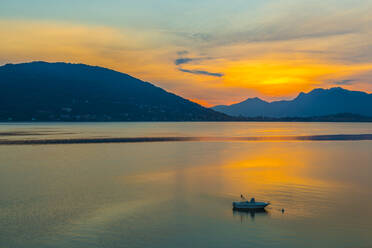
(212, 87, 372, 117)
(0, 62, 232, 121)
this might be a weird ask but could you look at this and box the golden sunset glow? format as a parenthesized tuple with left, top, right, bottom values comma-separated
(1, 0, 372, 106)
(2, 1, 372, 246)
(223, 59, 372, 97)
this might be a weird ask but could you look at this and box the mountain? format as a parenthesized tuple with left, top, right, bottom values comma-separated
(0, 61, 232, 121)
(212, 87, 372, 117)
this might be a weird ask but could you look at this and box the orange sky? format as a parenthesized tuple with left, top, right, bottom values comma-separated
(1, 1, 372, 106)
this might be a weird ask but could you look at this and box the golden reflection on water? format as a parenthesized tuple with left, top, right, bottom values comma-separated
(217, 144, 349, 218)
(1, 126, 372, 247)
(220, 144, 335, 188)
(121, 142, 354, 220)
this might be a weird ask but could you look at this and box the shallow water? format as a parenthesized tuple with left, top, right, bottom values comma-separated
(0, 122, 371, 247)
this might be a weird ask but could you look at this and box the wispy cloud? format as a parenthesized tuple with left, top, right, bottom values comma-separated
(2, 0, 372, 106)
(177, 50, 188, 56)
(174, 58, 195, 65)
(333, 80, 354, 85)
(178, 68, 223, 77)
(174, 57, 213, 65)
(174, 52, 220, 77)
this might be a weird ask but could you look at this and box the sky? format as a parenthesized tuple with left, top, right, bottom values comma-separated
(1, 0, 372, 106)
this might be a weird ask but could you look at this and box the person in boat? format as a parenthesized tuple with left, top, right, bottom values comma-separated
(250, 198, 255, 203)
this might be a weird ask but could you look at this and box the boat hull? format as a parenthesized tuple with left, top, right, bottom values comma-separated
(232, 201, 269, 210)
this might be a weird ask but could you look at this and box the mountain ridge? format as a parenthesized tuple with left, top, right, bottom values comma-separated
(212, 87, 372, 117)
(0, 61, 233, 121)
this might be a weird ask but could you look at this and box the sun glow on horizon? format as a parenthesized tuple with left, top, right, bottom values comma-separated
(1, 1, 372, 107)
(222, 59, 372, 98)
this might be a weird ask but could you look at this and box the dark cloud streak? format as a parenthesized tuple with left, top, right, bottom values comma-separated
(177, 50, 189, 56)
(333, 80, 354, 85)
(178, 68, 223, 77)
(174, 56, 213, 65)
(175, 58, 195, 65)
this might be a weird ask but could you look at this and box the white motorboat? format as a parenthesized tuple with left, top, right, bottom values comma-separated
(233, 195, 270, 210)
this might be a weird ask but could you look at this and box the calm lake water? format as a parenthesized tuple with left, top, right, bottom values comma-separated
(0, 122, 372, 248)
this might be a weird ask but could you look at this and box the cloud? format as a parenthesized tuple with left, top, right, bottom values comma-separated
(332, 80, 354, 85)
(171, 1, 372, 52)
(174, 53, 214, 66)
(174, 57, 212, 65)
(2, 0, 372, 107)
(178, 68, 223, 77)
(177, 50, 189, 56)
(174, 53, 220, 78)
(174, 58, 195, 65)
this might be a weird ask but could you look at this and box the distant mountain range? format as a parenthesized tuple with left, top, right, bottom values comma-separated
(0, 62, 232, 121)
(1, 61, 371, 122)
(212, 87, 372, 117)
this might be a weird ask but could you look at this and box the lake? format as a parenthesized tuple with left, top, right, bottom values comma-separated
(0, 122, 371, 247)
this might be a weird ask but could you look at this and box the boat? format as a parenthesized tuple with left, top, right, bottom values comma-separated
(232, 195, 270, 210)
